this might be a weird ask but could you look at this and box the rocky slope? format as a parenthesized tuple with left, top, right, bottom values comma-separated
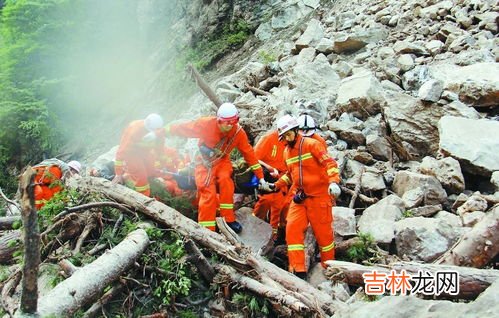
(166, 0, 499, 316)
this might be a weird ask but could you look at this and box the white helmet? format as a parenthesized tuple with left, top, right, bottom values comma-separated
(276, 115, 299, 137)
(217, 103, 239, 123)
(67, 160, 82, 174)
(297, 114, 316, 137)
(144, 113, 164, 131)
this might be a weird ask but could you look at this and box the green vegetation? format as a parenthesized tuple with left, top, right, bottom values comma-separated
(0, 265, 10, 283)
(232, 292, 271, 317)
(178, 19, 253, 71)
(0, 0, 145, 195)
(258, 50, 277, 64)
(345, 232, 378, 263)
(402, 210, 414, 218)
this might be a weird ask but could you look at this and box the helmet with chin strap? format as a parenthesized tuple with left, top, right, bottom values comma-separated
(217, 103, 239, 125)
(297, 114, 316, 137)
(276, 114, 299, 137)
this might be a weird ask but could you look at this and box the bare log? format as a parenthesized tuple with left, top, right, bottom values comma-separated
(325, 260, 499, 300)
(245, 84, 270, 96)
(188, 64, 221, 110)
(185, 239, 215, 283)
(0, 216, 22, 231)
(215, 264, 310, 315)
(340, 186, 378, 205)
(0, 230, 21, 264)
(55, 201, 136, 220)
(435, 205, 499, 268)
(36, 229, 149, 317)
(19, 167, 40, 314)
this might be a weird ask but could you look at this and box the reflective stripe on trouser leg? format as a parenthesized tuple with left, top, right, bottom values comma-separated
(215, 161, 236, 223)
(307, 196, 335, 267)
(195, 164, 218, 231)
(285, 202, 309, 273)
(134, 183, 151, 196)
(122, 155, 153, 197)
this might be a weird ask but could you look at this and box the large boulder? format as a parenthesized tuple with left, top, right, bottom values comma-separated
(395, 217, 461, 262)
(335, 69, 385, 119)
(357, 195, 404, 244)
(392, 171, 447, 206)
(439, 116, 499, 176)
(429, 63, 499, 108)
(418, 156, 465, 194)
(382, 90, 444, 157)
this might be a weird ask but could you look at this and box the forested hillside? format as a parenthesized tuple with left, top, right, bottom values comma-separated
(0, 0, 189, 194)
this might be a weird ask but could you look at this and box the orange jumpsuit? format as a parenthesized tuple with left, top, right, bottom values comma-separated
(115, 120, 165, 197)
(274, 134, 340, 273)
(252, 130, 289, 237)
(167, 117, 264, 231)
(33, 159, 68, 210)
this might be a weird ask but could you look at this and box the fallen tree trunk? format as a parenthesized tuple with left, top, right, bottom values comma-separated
(325, 260, 499, 300)
(215, 264, 309, 316)
(435, 205, 499, 268)
(36, 229, 150, 317)
(185, 239, 215, 283)
(0, 216, 21, 231)
(188, 64, 221, 110)
(68, 177, 341, 316)
(0, 231, 21, 264)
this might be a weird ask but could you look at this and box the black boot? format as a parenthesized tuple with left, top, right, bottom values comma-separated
(295, 272, 307, 280)
(227, 221, 243, 233)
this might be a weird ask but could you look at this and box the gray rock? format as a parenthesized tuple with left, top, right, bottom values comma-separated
(492, 171, 499, 191)
(418, 79, 444, 102)
(366, 135, 391, 161)
(418, 156, 465, 194)
(439, 116, 499, 176)
(392, 171, 447, 206)
(395, 216, 460, 262)
(333, 207, 357, 237)
(358, 195, 404, 244)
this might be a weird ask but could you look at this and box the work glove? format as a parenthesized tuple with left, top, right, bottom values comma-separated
(258, 179, 275, 192)
(328, 182, 341, 197)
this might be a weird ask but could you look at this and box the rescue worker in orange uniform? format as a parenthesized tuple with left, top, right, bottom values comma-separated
(112, 113, 166, 197)
(34, 159, 81, 210)
(164, 103, 270, 233)
(252, 129, 289, 240)
(297, 114, 328, 149)
(158, 146, 185, 196)
(269, 115, 341, 279)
